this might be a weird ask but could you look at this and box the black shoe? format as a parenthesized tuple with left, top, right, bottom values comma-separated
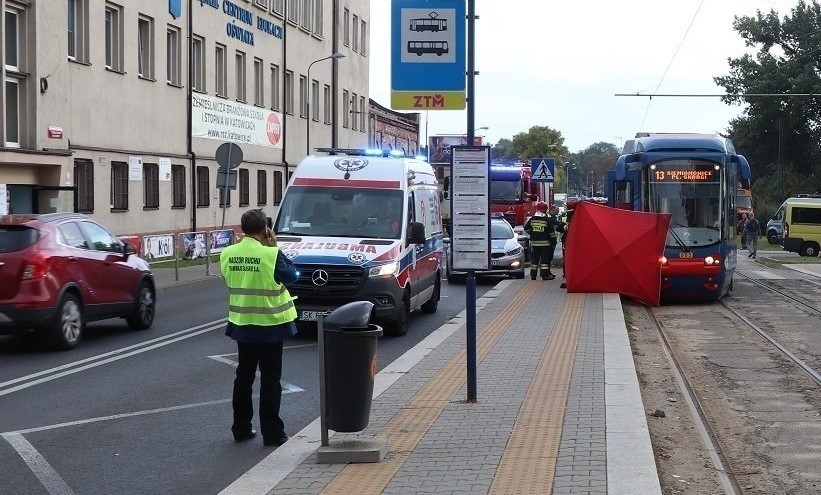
(263, 433, 289, 447)
(234, 430, 257, 442)
(530, 276, 537, 281)
(544, 274, 556, 280)
(560, 282, 567, 289)
(748, 253, 753, 258)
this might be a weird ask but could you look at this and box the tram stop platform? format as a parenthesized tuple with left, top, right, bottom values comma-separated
(219, 278, 662, 495)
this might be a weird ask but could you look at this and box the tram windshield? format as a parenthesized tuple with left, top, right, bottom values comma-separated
(647, 160, 722, 247)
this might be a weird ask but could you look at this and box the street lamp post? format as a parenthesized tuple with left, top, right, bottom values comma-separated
(306, 52, 345, 156)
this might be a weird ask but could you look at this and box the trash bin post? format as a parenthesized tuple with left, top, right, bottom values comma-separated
(315, 301, 387, 464)
(317, 313, 330, 447)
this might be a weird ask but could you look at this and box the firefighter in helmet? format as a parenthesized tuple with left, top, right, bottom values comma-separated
(523, 201, 555, 280)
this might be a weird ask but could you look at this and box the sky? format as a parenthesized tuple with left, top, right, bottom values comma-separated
(368, 0, 802, 153)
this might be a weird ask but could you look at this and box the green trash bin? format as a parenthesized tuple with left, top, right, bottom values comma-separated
(322, 301, 383, 432)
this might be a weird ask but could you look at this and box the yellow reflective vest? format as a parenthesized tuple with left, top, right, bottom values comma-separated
(220, 237, 297, 326)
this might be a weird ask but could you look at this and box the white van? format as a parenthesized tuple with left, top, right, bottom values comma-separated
(273, 149, 444, 336)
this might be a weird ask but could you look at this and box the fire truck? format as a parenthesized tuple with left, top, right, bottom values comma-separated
(489, 163, 544, 226)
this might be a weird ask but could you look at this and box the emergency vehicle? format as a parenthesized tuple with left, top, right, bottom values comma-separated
(273, 149, 443, 336)
(488, 163, 542, 226)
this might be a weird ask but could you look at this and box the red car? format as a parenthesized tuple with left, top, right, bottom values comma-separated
(0, 213, 156, 350)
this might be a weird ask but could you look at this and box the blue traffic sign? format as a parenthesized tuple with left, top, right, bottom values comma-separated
(531, 158, 555, 182)
(390, 0, 466, 110)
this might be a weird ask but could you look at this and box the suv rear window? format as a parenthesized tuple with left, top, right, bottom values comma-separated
(0, 227, 39, 253)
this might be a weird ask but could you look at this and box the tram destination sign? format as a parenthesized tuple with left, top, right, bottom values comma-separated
(651, 164, 718, 182)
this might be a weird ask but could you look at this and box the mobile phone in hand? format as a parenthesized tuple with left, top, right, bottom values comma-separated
(266, 217, 273, 230)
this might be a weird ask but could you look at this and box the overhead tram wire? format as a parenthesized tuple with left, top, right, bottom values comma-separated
(638, 0, 705, 131)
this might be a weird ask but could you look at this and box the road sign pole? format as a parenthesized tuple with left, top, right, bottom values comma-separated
(465, 0, 477, 403)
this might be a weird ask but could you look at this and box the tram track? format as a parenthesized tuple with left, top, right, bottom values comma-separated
(646, 306, 743, 495)
(642, 278, 821, 494)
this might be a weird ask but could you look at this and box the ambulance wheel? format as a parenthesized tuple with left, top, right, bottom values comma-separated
(384, 293, 410, 336)
(421, 277, 440, 314)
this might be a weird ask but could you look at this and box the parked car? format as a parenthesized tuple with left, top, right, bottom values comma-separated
(766, 217, 783, 245)
(0, 213, 156, 350)
(446, 215, 526, 282)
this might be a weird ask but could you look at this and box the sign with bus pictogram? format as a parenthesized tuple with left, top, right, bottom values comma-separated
(391, 0, 466, 110)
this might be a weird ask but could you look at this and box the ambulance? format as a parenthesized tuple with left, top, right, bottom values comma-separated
(273, 149, 444, 336)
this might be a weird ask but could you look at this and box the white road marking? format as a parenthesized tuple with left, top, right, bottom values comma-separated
(749, 270, 785, 280)
(1, 433, 75, 495)
(0, 320, 227, 397)
(206, 354, 304, 394)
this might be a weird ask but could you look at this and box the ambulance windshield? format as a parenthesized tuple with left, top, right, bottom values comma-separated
(274, 187, 405, 239)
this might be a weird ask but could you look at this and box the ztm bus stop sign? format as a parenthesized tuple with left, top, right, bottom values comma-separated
(216, 142, 243, 170)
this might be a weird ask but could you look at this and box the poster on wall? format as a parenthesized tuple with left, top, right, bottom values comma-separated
(0, 184, 7, 216)
(128, 156, 143, 181)
(208, 230, 234, 254)
(180, 232, 207, 260)
(191, 93, 283, 149)
(159, 157, 172, 181)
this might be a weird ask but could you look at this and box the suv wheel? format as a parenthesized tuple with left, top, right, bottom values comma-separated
(127, 281, 156, 330)
(767, 231, 780, 245)
(799, 242, 820, 257)
(50, 293, 84, 350)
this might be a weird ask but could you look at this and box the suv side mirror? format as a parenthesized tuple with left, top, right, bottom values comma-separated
(408, 221, 426, 244)
(123, 242, 137, 258)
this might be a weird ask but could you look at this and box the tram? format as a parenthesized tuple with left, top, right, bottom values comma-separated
(606, 133, 752, 300)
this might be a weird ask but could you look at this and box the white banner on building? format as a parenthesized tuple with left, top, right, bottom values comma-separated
(192, 93, 283, 149)
(159, 157, 172, 181)
(128, 156, 143, 181)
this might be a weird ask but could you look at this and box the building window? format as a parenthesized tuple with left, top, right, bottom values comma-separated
(343, 8, 349, 47)
(300, 0, 311, 31)
(350, 92, 358, 130)
(75, 159, 94, 213)
(360, 19, 367, 56)
(312, 0, 323, 37)
(104, 4, 123, 71)
(67, 0, 88, 62)
(215, 43, 227, 96)
(323, 84, 331, 124)
(143, 163, 159, 208)
(352, 14, 359, 52)
(257, 170, 267, 205)
(5, 9, 23, 72)
(287, 0, 298, 24)
(299, 75, 307, 118)
(4, 79, 21, 148)
(270, 64, 280, 111)
(111, 162, 128, 210)
(239, 169, 249, 206)
(137, 16, 155, 79)
(253, 57, 263, 106)
(359, 96, 366, 132)
(342, 89, 349, 128)
(311, 80, 319, 121)
(172, 165, 186, 207)
(254, 0, 268, 10)
(192, 35, 204, 91)
(271, 0, 284, 17)
(167, 25, 181, 85)
(273, 171, 283, 205)
(284, 70, 294, 114)
(197, 166, 210, 207)
(236, 51, 246, 102)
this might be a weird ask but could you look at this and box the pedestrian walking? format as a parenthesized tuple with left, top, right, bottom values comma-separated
(219, 209, 298, 447)
(524, 202, 556, 280)
(742, 211, 761, 259)
(737, 213, 748, 249)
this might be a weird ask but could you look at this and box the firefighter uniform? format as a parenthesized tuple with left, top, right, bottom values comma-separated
(543, 210, 566, 274)
(524, 213, 555, 280)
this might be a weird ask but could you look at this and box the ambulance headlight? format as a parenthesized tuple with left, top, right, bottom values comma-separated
(368, 261, 399, 278)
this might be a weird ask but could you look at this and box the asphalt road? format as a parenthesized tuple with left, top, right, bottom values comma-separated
(0, 275, 495, 495)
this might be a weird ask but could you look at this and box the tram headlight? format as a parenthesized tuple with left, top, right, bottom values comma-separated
(704, 255, 721, 266)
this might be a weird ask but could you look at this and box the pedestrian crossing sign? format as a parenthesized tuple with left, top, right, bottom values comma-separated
(531, 158, 555, 182)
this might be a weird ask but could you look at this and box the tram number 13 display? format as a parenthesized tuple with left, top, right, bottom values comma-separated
(652, 168, 715, 182)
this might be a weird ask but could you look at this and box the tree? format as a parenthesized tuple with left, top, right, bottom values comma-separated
(715, 0, 821, 203)
(490, 138, 516, 162)
(509, 125, 568, 162)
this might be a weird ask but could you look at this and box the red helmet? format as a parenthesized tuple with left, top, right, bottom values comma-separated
(535, 201, 548, 212)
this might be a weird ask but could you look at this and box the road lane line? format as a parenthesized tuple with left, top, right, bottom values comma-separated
(2, 433, 76, 495)
(207, 354, 305, 393)
(0, 322, 225, 397)
(0, 318, 228, 392)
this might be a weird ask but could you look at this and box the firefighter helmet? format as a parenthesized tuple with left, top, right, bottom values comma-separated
(535, 201, 548, 212)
